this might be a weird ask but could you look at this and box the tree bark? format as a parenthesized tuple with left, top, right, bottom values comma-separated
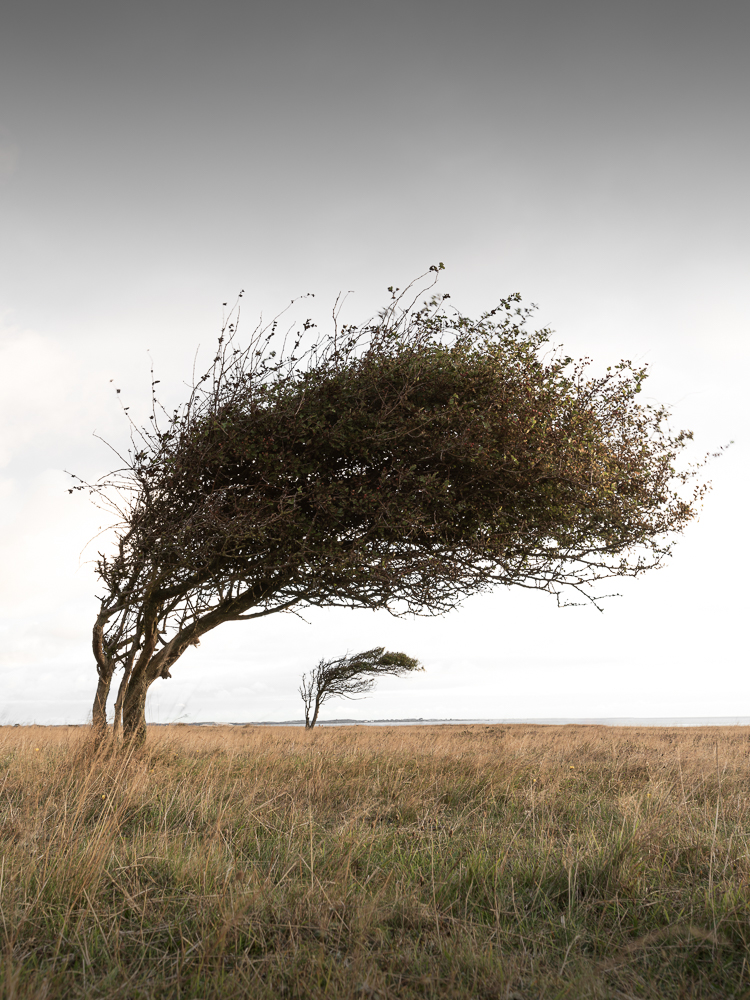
(91, 668, 113, 744)
(91, 618, 115, 744)
(112, 647, 137, 742)
(307, 695, 322, 730)
(120, 642, 177, 747)
(121, 669, 151, 748)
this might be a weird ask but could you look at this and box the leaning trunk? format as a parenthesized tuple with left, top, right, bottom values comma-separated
(120, 639, 185, 747)
(91, 668, 113, 744)
(112, 648, 137, 742)
(112, 671, 127, 742)
(120, 644, 161, 748)
(307, 695, 322, 730)
(121, 669, 152, 748)
(91, 618, 115, 744)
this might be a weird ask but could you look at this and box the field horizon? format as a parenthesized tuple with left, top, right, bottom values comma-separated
(7, 716, 750, 729)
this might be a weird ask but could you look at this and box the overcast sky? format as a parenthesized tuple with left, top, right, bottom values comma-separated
(1, 0, 747, 724)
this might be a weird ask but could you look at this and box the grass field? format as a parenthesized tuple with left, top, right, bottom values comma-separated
(1, 722, 749, 999)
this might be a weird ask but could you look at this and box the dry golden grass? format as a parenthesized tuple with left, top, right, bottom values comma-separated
(1, 722, 749, 998)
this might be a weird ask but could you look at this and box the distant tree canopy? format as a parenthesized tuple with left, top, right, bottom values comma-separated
(299, 648, 422, 729)
(77, 270, 705, 744)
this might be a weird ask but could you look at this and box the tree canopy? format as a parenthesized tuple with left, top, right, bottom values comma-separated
(76, 271, 705, 743)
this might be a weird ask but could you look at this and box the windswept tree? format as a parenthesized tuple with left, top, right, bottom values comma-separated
(299, 648, 422, 729)
(74, 268, 706, 745)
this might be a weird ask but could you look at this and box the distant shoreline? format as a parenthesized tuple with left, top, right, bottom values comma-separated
(220, 717, 750, 727)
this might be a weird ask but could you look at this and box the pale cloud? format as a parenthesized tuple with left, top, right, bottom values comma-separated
(0, 325, 78, 467)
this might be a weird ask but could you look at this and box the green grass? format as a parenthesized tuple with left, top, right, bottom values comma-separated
(1, 723, 749, 998)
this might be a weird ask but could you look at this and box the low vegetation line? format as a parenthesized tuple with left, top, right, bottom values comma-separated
(1, 723, 748, 999)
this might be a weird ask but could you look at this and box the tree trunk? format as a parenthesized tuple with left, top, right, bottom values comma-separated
(308, 695, 322, 730)
(118, 635, 193, 747)
(121, 669, 152, 748)
(112, 650, 137, 742)
(91, 669, 113, 744)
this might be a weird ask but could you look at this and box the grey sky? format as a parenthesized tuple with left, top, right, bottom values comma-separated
(1, 0, 747, 723)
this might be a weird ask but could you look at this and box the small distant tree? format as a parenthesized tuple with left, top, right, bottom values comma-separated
(72, 267, 708, 746)
(299, 648, 422, 729)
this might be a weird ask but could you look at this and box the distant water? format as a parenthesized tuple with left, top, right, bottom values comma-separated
(208, 717, 750, 728)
